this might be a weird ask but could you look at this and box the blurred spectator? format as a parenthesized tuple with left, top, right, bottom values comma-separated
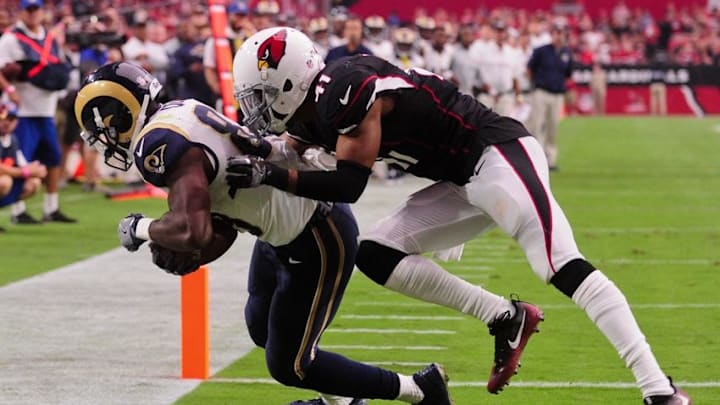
(649, 58, 667, 115)
(0, 0, 76, 223)
(325, 15, 372, 64)
(527, 24, 572, 171)
(328, 6, 348, 48)
(253, 0, 280, 31)
(0, 102, 46, 230)
(415, 15, 436, 54)
(423, 25, 454, 80)
(450, 24, 482, 97)
(0, 10, 10, 34)
(364, 15, 393, 61)
(389, 27, 424, 70)
(477, 21, 521, 117)
(308, 16, 330, 59)
(590, 61, 607, 115)
(121, 17, 169, 81)
(168, 21, 214, 105)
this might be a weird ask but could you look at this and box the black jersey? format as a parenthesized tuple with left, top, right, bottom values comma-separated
(287, 55, 529, 184)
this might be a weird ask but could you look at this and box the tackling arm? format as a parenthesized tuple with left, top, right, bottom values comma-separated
(226, 98, 385, 203)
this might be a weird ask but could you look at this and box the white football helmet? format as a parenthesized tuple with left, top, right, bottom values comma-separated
(233, 27, 324, 135)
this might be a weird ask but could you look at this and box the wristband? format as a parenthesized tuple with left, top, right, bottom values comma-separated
(5, 85, 15, 94)
(135, 218, 155, 241)
(21, 166, 29, 179)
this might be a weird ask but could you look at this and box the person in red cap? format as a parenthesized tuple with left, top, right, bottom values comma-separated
(0, 102, 47, 231)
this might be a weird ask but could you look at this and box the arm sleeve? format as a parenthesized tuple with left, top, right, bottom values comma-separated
(265, 159, 372, 203)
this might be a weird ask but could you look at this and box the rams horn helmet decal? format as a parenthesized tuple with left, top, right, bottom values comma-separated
(257, 28, 287, 71)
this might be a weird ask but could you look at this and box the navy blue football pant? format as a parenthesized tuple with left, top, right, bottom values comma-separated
(244, 203, 400, 399)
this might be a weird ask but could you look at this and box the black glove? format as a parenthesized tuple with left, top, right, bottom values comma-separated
(226, 155, 272, 197)
(230, 127, 272, 158)
(149, 242, 202, 276)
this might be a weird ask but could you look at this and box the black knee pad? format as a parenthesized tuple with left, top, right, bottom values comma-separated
(550, 258, 597, 298)
(355, 241, 408, 285)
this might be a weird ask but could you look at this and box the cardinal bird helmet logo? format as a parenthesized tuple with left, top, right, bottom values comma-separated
(257, 29, 287, 71)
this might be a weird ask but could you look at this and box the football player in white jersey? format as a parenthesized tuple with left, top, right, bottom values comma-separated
(74, 62, 452, 405)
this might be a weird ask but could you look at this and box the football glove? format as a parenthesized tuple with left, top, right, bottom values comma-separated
(118, 213, 147, 252)
(230, 126, 272, 158)
(149, 242, 202, 276)
(226, 155, 271, 197)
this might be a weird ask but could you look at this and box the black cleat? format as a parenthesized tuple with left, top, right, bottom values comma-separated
(413, 363, 452, 405)
(643, 377, 692, 405)
(43, 210, 77, 223)
(487, 299, 544, 394)
(11, 211, 41, 225)
(288, 399, 367, 405)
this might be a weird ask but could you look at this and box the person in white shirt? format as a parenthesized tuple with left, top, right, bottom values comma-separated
(364, 15, 393, 61)
(450, 24, 482, 97)
(476, 22, 521, 117)
(423, 26, 454, 80)
(0, 0, 75, 223)
(121, 19, 169, 80)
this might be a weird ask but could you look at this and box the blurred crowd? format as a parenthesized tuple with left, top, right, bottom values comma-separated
(0, 0, 717, 224)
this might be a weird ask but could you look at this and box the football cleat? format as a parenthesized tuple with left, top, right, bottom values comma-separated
(412, 363, 452, 405)
(487, 299, 544, 394)
(43, 210, 77, 223)
(11, 211, 41, 225)
(287, 398, 368, 405)
(643, 377, 692, 405)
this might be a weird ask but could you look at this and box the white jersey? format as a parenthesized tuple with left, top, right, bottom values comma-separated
(130, 99, 319, 246)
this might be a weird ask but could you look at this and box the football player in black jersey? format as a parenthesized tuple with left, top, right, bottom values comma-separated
(226, 27, 691, 404)
(75, 62, 453, 405)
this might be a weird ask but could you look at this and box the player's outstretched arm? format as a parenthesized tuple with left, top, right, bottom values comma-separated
(120, 147, 225, 253)
(225, 98, 385, 202)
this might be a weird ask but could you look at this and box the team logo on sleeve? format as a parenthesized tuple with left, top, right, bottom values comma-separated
(257, 29, 287, 71)
(144, 144, 167, 174)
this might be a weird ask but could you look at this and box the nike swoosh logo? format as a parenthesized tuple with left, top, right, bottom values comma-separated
(339, 85, 352, 105)
(507, 310, 526, 350)
(288, 257, 302, 265)
(135, 138, 145, 158)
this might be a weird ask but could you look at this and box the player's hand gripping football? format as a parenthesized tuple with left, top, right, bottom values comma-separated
(149, 242, 201, 276)
(117, 213, 147, 252)
(226, 155, 271, 197)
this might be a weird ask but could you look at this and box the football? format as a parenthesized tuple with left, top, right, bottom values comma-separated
(1, 62, 22, 82)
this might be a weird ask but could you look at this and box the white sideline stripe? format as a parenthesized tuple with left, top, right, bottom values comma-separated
(453, 257, 717, 265)
(341, 315, 464, 321)
(351, 302, 720, 309)
(208, 378, 720, 389)
(369, 361, 430, 367)
(326, 328, 455, 335)
(452, 273, 489, 279)
(322, 345, 446, 351)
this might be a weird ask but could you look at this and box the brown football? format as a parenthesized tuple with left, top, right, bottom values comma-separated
(1, 62, 22, 81)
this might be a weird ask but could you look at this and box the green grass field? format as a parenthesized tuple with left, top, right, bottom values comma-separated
(4, 117, 720, 404)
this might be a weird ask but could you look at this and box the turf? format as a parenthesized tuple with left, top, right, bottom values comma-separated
(3, 116, 720, 404)
(177, 117, 720, 404)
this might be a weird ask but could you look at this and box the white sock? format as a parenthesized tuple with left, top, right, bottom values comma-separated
(572, 271, 673, 398)
(318, 393, 353, 405)
(11, 201, 26, 216)
(396, 374, 424, 403)
(385, 255, 514, 324)
(44, 193, 59, 215)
